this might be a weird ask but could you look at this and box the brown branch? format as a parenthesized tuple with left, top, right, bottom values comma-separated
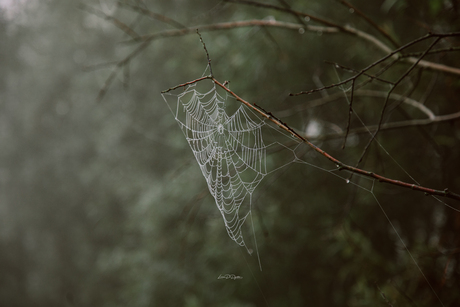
(163, 77, 460, 201)
(161, 76, 212, 93)
(197, 30, 213, 77)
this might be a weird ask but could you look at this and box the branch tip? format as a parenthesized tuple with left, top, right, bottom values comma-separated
(196, 29, 214, 78)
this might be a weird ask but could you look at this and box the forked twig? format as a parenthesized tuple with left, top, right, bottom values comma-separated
(197, 30, 214, 77)
(357, 37, 442, 164)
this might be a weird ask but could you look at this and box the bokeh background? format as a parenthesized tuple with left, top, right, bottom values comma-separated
(1, 0, 460, 306)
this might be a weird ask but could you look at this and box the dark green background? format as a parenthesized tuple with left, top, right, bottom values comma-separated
(1, 0, 460, 306)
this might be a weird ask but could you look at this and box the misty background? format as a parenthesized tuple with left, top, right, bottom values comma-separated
(1, 0, 460, 306)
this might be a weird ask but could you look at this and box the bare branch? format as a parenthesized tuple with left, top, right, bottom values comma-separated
(342, 79, 355, 149)
(97, 68, 120, 102)
(197, 30, 214, 78)
(161, 76, 212, 93)
(163, 77, 460, 201)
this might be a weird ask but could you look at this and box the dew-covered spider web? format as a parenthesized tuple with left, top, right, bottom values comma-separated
(162, 78, 302, 260)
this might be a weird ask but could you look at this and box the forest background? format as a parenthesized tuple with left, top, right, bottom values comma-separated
(1, 0, 460, 306)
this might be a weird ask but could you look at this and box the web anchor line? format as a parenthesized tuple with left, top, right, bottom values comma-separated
(162, 76, 460, 203)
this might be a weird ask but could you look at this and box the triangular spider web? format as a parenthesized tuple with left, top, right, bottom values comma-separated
(162, 78, 301, 258)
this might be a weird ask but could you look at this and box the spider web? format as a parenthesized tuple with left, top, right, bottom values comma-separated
(162, 79, 299, 256)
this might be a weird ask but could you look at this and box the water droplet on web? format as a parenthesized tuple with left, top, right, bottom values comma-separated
(304, 16, 310, 22)
(349, 8, 354, 14)
(298, 28, 305, 34)
(346, 179, 350, 184)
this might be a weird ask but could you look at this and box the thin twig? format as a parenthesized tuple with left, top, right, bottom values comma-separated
(161, 76, 212, 93)
(342, 79, 355, 149)
(400, 46, 460, 58)
(325, 61, 394, 85)
(375, 283, 394, 307)
(97, 68, 120, 102)
(197, 30, 214, 77)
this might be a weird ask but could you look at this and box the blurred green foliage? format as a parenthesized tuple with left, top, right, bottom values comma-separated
(1, 0, 460, 306)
